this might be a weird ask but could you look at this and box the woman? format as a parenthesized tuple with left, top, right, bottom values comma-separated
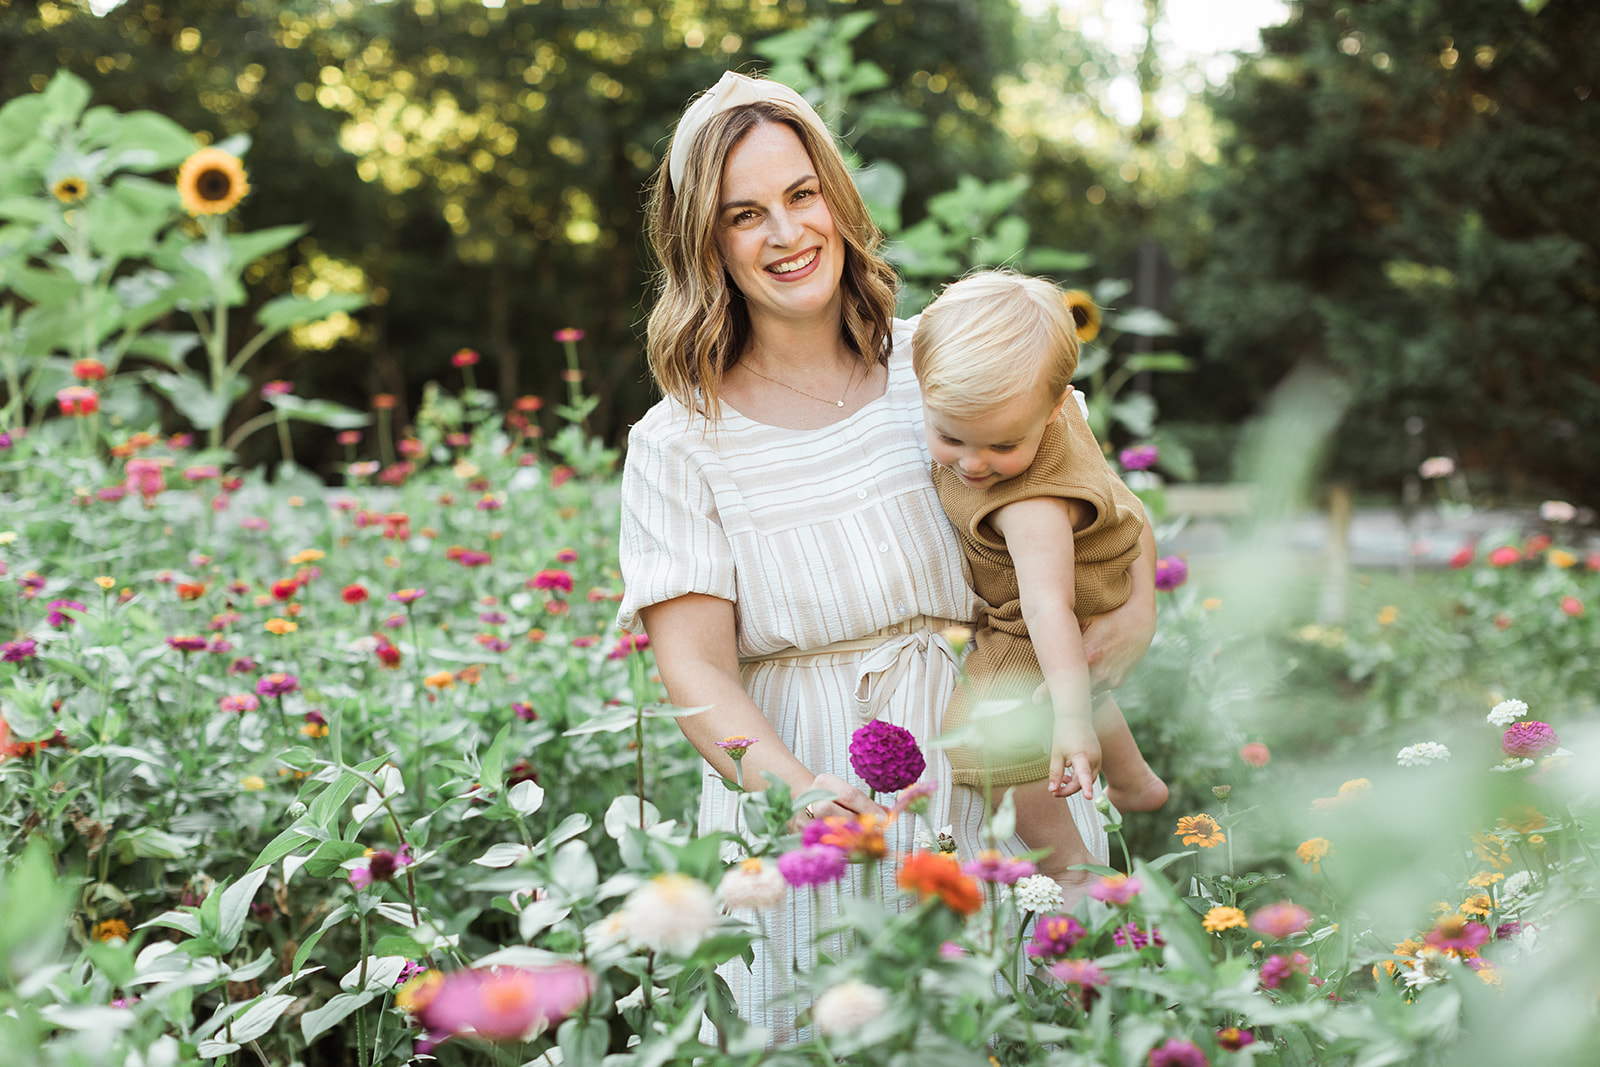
(615, 71, 1157, 1035)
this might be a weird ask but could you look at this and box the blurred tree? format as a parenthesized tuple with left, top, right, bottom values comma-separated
(1180, 0, 1600, 499)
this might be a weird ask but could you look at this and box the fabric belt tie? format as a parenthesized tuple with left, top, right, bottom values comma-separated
(738, 621, 963, 724)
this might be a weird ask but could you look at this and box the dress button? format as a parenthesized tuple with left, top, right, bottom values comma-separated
(877, 542, 888, 553)
(857, 489, 868, 500)
(889, 627, 900, 635)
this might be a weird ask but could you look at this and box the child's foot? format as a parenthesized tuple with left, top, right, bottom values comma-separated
(1106, 768, 1169, 813)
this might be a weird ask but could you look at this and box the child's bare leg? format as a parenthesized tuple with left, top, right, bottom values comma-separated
(1010, 779, 1096, 906)
(1093, 693, 1167, 813)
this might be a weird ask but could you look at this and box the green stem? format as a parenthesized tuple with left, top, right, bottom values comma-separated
(355, 899, 371, 1067)
(274, 409, 294, 467)
(405, 605, 427, 810)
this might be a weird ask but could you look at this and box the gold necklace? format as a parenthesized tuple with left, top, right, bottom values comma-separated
(742, 358, 859, 408)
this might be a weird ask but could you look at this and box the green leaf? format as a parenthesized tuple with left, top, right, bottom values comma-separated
(1122, 351, 1193, 374)
(262, 392, 369, 430)
(216, 866, 271, 952)
(112, 827, 199, 863)
(124, 330, 202, 369)
(144, 370, 237, 433)
(224, 225, 306, 275)
(40, 70, 93, 130)
(250, 823, 321, 872)
(254, 292, 366, 335)
(1108, 307, 1178, 338)
(96, 112, 198, 171)
(87, 177, 179, 261)
(300, 990, 377, 1044)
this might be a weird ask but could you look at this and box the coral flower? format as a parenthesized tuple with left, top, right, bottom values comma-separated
(1448, 544, 1474, 569)
(177, 147, 250, 215)
(451, 348, 480, 368)
(1203, 906, 1247, 933)
(1249, 901, 1312, 938)
(342, 584, 369, 604)
(848, 719, 926, 792)
(1087, 873, 1142, 905)
(72, 358, 108, 381)
(807, 814, 888, 862)
(124, 457, 168, 505)
(1486, 545, 1520, 567)
(219, 694, 260, 714)
(57, 386, 100, 416)
(374, 637, 401, 668)
(553, 328, 585, 343)
(897, 851, 983, 915)
(1560, 595, 1584, 617)
(423, 670, 455, 690)
(400, 964, 594, 1048)
(1238, 742, 1270, 767)
(1174, 814, 1225, 848)
(264, 618, 297, 635)
(1061, 289, 1101, 343)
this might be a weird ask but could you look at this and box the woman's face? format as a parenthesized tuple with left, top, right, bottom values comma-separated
(714, 122, 845, 331)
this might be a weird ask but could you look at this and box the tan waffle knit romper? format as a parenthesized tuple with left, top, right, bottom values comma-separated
(934, 407, 1145, 787)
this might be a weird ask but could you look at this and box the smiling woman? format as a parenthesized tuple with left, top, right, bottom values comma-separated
(614, 71, 1159, 1040)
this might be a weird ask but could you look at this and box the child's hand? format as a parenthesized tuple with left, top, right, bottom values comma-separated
(1049, 719, 1101, 800)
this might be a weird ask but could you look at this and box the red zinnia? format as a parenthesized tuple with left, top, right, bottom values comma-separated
(271, 578, 300, 601)
(897, 852, 983, 915)
(342, 584, 369, 604)
(72, 358, 108, 381)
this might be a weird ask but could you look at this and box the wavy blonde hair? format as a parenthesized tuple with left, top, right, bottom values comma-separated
(642, 99, 898, 415)
(912, 270, 1080, 419)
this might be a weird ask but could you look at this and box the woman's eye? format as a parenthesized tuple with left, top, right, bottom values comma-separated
(794, 188, 817, 202)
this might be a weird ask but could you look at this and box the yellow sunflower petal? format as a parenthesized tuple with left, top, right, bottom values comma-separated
(177, 147, 250, 216)
(1062, 289, 1102, 343)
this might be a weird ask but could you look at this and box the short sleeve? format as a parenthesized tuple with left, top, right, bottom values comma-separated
(614, 411, 737, 634)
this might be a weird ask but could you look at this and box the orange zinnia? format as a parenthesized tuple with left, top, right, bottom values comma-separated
(897, 852, 982, 916)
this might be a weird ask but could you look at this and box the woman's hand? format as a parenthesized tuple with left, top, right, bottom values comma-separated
(802, 772, 888, 822)
(1081, 520, 1158, 690)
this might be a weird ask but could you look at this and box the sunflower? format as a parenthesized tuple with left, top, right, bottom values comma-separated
(176, 147, 250, 216)
(1062, 289, 1102, 343)
(52, 176, 89, 203)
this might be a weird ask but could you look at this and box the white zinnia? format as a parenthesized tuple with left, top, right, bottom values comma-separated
(1489, 758, 1534, 773)
(618, 873, 717, 956)
(1539, 499, 1576, 523)
(1418, 456, 1455, 479)
(1396, 742, 1451, 767)
(717, 858, 788, 912)
(1488, 699, 1528, 728)
(813, 978, 889, 1036)
(1500, 870, 1535, 900)
(1013, 874, 1065, 914)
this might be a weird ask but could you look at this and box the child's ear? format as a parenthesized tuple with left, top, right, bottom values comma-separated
(1050, 388, 1072, 419)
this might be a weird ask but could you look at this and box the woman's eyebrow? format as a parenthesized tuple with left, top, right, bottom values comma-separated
(720, 174, 818, 212)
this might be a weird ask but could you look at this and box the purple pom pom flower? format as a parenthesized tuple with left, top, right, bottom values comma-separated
(1501, 720, 1560, 758)
(1025, 914, 1086, 959)
(777, 844, 848, 887)
(848, 719, 926, 792)
(1154, 556, 1188, 592)
(1119, 444, 1159, 471)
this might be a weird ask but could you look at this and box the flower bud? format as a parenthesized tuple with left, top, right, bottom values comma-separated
(1212, 785, 1233, 802)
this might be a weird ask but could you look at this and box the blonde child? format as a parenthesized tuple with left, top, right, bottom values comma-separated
(911, 270, 1168, 892)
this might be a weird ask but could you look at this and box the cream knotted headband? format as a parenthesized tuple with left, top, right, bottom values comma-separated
(666, 71, 834, 194)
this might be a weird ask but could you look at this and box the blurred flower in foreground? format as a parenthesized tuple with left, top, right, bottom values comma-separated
(897, 851, 982, 915)
(618, 873, 717, 956)
(778, 844, 848, 887)
(1088, 873, 1142, 906)
(1148, 1037, 1209, 1066)
(1153, 556, 1188, 592)
(813, 978, 888, 1036)
(1501, 720, 1560, 758)
(1417, 456, 1454, 479)
(1250, 901, 1311, 939)
(398, 964, 594, 1051)
(1396, 741, 1450, 766)
(1119, 444, 1159, 471)
(1296, 837, 1332, 873)
(1238, 742, 1270, 767)
(717, 858, 787, 912)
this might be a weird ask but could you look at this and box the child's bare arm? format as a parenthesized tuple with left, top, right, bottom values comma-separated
(989, 497, 1099, 799)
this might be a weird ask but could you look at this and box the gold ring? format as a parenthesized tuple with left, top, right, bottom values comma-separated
(804, 804, 816, 819)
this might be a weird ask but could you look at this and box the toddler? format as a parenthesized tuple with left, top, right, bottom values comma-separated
(911, 270, 1168, 892)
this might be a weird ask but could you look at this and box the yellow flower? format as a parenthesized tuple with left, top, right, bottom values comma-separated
(241, 775, 267, 791)
(93, 918, 131, 942)
(264, 618, 297, 635)
(1377, 605, 1399, 625)
(1474, 961, 1502, 987)
(1174, 813, 1226, 848)
(1471, 831, 1512, 869)
(301, 721, 329, 738)
(1202, 597, 1222, 611)
(1527, 833, 1545, 848)
(1338, 778, 1372, 794)
(94, 575, 115, 590)
(52, 175, 89, 203)
(1549, 549, 1576, 569)
(1431, 900, 1456, 917)
(0, 531, 16, 545)
(1202, 906, 1247, 932)
(453, 461, 480, 480)
(177, 147, 250, 215)
(1062, 289, 1102, 343)
(288, 495, 305, 507)
(385, 555, 401, 567)
(1460, 893, 1491, 916)
(289, 549, 325, 565)
(423, 670, 455, 690)
(1296, 837, 1333, 873)
(1468, 871, 1505, 888)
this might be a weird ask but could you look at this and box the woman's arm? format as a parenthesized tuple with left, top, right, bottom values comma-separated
(638, 593, 884, 819)
(991, 497, 1099, 800)
(1080, 519, 1157, 690)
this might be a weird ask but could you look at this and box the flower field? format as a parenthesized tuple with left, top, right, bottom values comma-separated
(4, 71, 1600, 1067)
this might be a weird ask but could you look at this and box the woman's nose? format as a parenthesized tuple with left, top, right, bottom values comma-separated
(767, 208, 801, 246)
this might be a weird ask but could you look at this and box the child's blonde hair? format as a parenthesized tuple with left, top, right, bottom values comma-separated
(912, 270, 1080, 419)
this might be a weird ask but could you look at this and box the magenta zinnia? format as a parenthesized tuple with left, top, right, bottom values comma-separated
(848, 719, 926, 792)
(256, 672, 300, 697)
(1501, 720, 1560, 758)
(349, 844, 415, 889)
(776, 844, 848, 887)
(1088, 873, 1142, 905)
(1148, 1038, 1209, 1067)
(1249, 901, 1311, 938)
(399, 964, 594, 1049)
(1425, 914, 1491, 953)
(1025, 914, 1085, 959)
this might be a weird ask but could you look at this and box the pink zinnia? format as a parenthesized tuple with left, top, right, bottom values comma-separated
(256, 672, 300, 698)
(1119, 444, 1159, 471)
(607, 634, 650, 660)
(1154, 556, 1188, 592)
(166, 635, 208, 653)
(1217, 1027, 1254, 1050)
(1425, 916, 1491, 953)
(776, 844, 848, 887)
(1088, 873, 1142, 905)
(1487, 545, 1520, 567)
(219, 694, 260, 714)
(555, 548, 579, 563)
(1049, 958, 1107, 987)
(1501, 720, 1560, 758)
(349, 843, 415, 889)
(1249, 901, 1311, 938)
(1148, 1037, 1208, 1067)
(1239, 742, 1271, 767)
(963, 851, 1037, 885)
(528, 570, 574, 594)
(1113, 921, 1163, 949)
(553, 328, 585, 343)
(402, 964, 594, 1048)
(848, 719, 926, 792)
(1259, 951, 1310, 990)
(1, 639, 38, 662)
(388, 588, 426, 605)
(47, 599, 85, 628)
(1025, 914, 1085, 958)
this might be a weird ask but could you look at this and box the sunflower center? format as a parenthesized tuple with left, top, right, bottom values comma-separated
(196, 168, 234, 201)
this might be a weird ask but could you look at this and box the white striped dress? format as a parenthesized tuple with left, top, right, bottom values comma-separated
(616, 323, 1107, 1038)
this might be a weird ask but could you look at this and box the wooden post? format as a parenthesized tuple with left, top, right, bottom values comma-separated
(1318, 482, 1352, 624)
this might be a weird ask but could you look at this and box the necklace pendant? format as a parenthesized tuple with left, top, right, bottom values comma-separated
(836, 400, 845, 407)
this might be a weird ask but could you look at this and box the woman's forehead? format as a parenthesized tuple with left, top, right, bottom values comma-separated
(719, 123, 816, 200)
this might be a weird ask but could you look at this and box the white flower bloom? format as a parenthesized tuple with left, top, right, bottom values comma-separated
(1396, 742, 1451, 767)
(914, 824, 958, 855)
(617, 873, 717, 957)
(1501, 870, 1535, 900)
(813, 979, 889, 1036)
(1539, 499, 1576, 523)
(1401, 946, 1456, 989)
(1488, 699, 1528, 728)
(1418, 456, 1455, 479)
(717, 858, 788, 912)
(1489, 758, 1534, 773)
(1013, 874, 1065, 913)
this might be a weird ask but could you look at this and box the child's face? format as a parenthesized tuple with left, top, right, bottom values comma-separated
(925, 388, 1068, 490)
